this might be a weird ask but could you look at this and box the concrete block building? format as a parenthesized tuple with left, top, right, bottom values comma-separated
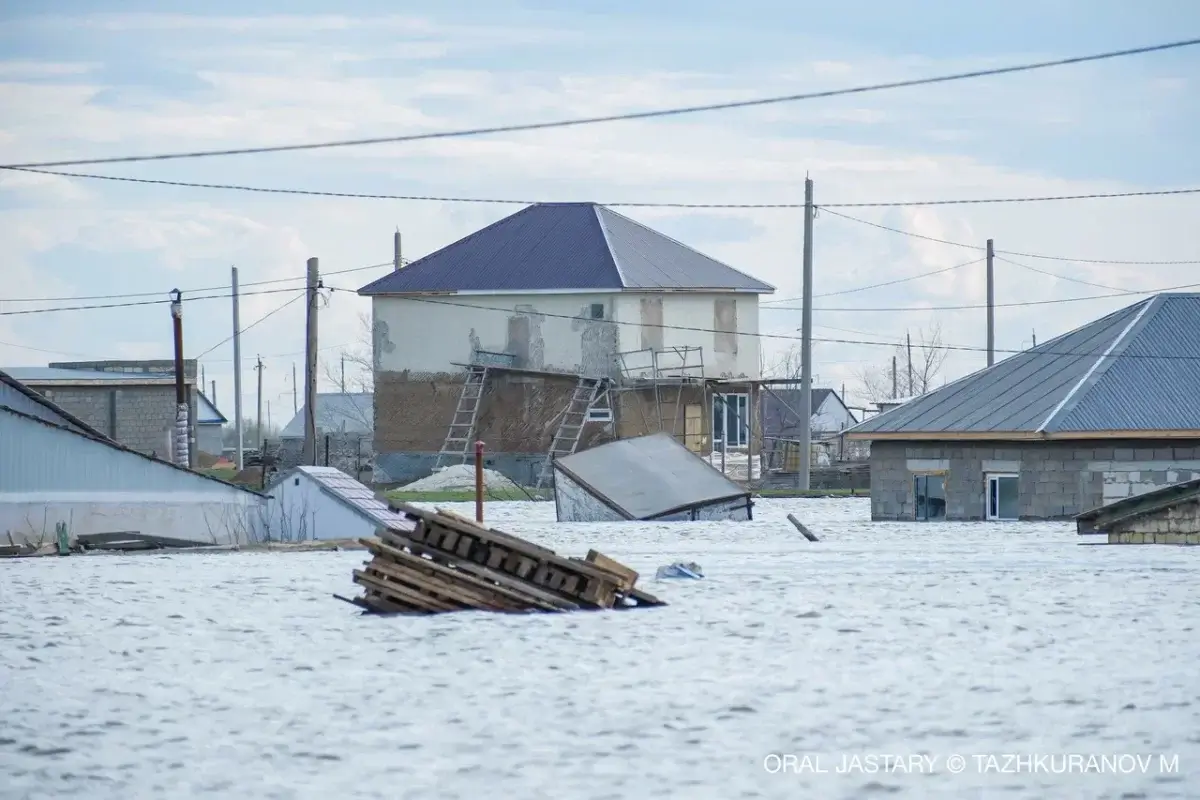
(847, 293, 1200, 521)
(357, 202, 774, 485)
(4, 359, 224, 466)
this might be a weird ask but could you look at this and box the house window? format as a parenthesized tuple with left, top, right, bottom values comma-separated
(913, 474, 946, 521)
(585, 407, 613, 423)
(986, 474, 1019, 520)
(712, 393, 749, 448)
(589, 303, 605, 320)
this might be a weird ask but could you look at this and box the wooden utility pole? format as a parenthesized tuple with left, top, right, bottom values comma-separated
(906, 331, 914, 396)
(797, 176, 815, 491)
(291, 362, 298, 414)
(891, 355, 898, 399)
(211, 379, 216, 406)
(255, 356, 265, 445)
(231, 266, 245, 471)
(986, 238, 995, 367)
(340, 354, 346, 393)
(169, 289, 189, 468)
(302, 257, 320, 465)
(1032, 329, 1037, 348)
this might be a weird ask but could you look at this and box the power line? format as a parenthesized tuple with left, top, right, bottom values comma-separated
(820, 207, 1200, 265)
(9, 165, 1200, 208)
(761, 257, 986, 304)
(0, 285, 303, 317)
(5, 38, 1198, 169)
(323, 285, 1200, 361)
(194, 291, 307, 360)
(0, 261, 392, 304)
(994, 255, 1131, 292)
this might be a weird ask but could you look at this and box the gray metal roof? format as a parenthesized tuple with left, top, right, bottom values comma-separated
(357, 203, 774, 295)
(552, 432, 749, 519)
(280, 393, 372, 438)
(850, 293, 1200, 437)
(3, 367, 177, 383)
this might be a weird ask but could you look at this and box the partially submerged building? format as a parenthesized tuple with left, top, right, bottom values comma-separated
(847, 293, 1200, 521)
(1076, 477, 1200, 544)
(265, 466, 405, 541)
(552, 432, 753, 522)
(357, 202, 774, 487)
(0, 369, 265, 546)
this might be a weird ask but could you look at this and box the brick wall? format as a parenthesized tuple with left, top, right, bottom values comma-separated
(870, 439, 1200, 521)
(1108, 499, 1200, 544)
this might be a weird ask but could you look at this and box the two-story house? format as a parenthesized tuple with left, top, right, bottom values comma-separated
(357, 201, 775, 485)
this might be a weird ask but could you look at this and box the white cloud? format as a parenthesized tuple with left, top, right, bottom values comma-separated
(1, 11, 1197, 414)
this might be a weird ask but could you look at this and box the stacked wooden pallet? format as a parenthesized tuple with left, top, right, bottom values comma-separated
(347, 502, 665, 614)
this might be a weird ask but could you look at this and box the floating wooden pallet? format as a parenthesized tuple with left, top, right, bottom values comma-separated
(345, 502, 666, 615)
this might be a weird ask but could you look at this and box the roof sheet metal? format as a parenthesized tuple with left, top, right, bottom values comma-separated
(0, 370, 109, 438)
(553, 432, 749, 519)
(594, 206, 775, 292)
(357, 203, 773, 295)
(295, 465, 407, 528)
(4, 367, 176, 383)
(197, 392, 226, 424)
(280, 392, 373, 438)
(850, 298, 1154, 435)
(1052, 294, 1200, 432)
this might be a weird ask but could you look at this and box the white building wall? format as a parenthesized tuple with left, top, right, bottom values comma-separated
(373, 293, 617, 375)
(263, 471, 380, 541)
(612, 293, 761, 379)
(813, 396, 857, 433)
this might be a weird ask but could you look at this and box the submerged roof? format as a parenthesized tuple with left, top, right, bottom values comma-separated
(278, 466, 407, 528)
(849, 293, 1200, 439)
(553, 432, 749, 519)
(357, 203, 774, 295)
(280, 392, 372, 438)
(1076, 476, 1200, 535)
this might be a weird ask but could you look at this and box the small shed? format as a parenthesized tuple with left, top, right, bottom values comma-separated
(553, 432, 753, 522)
(1076, 478, 1200, 545)
(265, 466, 406, 541)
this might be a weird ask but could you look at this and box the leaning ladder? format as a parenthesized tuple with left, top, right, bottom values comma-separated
(534, 377, 604, 489)
(435, 365, 489, 469)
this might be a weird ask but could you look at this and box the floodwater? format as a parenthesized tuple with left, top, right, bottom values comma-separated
(2, 498, 1198, 799)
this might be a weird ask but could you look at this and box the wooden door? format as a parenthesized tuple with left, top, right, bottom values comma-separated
(684, 404, 704, 452)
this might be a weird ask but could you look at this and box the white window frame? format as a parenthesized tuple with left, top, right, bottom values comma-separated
(712, 392, 749, 448)
(585, 407, 612, 423)
(986, 473, 1020, 521)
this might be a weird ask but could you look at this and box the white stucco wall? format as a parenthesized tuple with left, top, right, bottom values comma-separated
(813, 395, 857, 433)
(612, 292, 760, 379)
(373, 293, 618, 375)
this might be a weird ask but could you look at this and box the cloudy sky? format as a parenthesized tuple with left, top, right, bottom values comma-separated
(1, 1, 1198, 426)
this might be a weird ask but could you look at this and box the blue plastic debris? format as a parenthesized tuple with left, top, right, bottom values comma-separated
(655, 562, 704, 579)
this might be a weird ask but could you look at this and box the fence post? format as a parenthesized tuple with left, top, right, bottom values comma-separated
(475, 440, 485, 523)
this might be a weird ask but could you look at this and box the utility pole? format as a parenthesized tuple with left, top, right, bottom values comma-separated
(201, 365, 206, 391)
(231, 266, 245, 471)
(255, 356, 265, 446)
(340, 354, 346, 393)
(302, 257, 320, 465)
(1032, 329, 1037, 348)
(291, 362, 298, 414)
(891, 355, 898, 399)
(394, 229, 403, 271)
(211, 379, 216, 404)
(267, 400, 272, 432)
(906, 331, 914, 396)
(797, 176, 815, 491)
(986, 238, 995, 367)
(169, 289, 189, 468)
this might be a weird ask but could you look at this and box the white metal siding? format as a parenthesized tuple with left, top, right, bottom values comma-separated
(0, 383, 88, 433)
(264, 472, 380, 541)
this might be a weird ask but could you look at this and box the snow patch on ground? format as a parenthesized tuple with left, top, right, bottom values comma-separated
(399, 464, 522, 492)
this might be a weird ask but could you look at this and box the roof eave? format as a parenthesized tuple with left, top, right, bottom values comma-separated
(848, 428, 1200, 442)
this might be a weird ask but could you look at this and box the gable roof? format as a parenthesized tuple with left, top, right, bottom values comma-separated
(274, 465, 407, 527)
(761, 388, 857, 435)
(848, 293, 1200, 440)
(280, 392, 372, 438)
(0, 369, 111, 439)
(357, 203, 774, 295)
(196, 392, 226, 424)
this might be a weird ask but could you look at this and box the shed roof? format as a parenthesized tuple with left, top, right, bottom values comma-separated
(552, 432, 750, 519)
(848, 293, 1200, 440)
(280, 392, 372, 438)
(197, 392, 226, 424)
(1075, 477, 1200, 535)
(276, 466, 407, 528)
(4, 367, 180, 384)
(357, 203, 774, 295)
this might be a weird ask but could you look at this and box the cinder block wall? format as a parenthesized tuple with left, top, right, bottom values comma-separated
(1108, 499, 1200, 543)
(38, 385, 196, 460)
(870, 440, 1200, 521)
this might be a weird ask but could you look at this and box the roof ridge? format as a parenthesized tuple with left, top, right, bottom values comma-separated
(596, 205, 776, 292)
(1036, 295, 1158, 433)
(0, 369, 111, 440)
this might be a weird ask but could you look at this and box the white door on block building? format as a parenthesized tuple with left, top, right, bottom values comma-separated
(986, 474, 1019, 520)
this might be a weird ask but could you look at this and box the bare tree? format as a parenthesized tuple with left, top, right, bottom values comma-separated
(320, 311, 374, 395)
(854, 322, 948, 403)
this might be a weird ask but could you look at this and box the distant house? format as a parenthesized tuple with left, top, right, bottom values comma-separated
(276, 392, 373, 478)
(357, 202, 775, 485)
(265, 466, 404, 541)
(0, 369, 265, 546)
(760, 387, 858, 438)
(847, 293, 1200, 521)
(3, 359, 216, 465)
(196, 392, 227, 457)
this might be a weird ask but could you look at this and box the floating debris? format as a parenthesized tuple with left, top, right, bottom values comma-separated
(655, 562, 704, 580)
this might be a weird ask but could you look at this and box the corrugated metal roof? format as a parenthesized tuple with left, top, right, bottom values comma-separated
(357, 203, 773, 295)
(0, 369, 110, 439)
(284, 466, 406, 528)
(0, 404, 262, 496)
(849, 295, 1200, 436)
(4, 367, 176, 383)
(197, 392, 226, 424)
(553, 432, 749, 519)
(280, 393, 372, 438)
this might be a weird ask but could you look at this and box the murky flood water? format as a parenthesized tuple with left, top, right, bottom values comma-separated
(2, 498, 1198, 799)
